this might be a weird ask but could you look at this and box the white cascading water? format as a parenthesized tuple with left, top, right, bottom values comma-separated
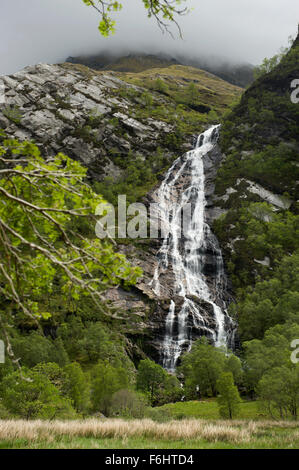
(150, 125, 234, 372)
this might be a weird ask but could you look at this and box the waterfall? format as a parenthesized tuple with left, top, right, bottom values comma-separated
(150, 125, 235, 372)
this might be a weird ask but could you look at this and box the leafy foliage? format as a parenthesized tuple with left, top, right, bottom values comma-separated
(179, 338, 242, 398)
(237, 252, 299, 341)
(257, 366, 299, 420)
(64, 362, 90, 413)
(82, 0, 188, 36)
(216, 372, 241, 419)
(253, 37, 294, 79)
(136, 358, 168, 405)
(213, 34, 299, 361)
(0, 136, 144, 419)
(244, 323, 299, 419)
(0, 136, 142, 370)
(11, 333, 68, 368)
(0, 367, 76, 419)
(109, 389, 148, 418)
(0, 136, 141, 318)
(90, 360, 130, 415)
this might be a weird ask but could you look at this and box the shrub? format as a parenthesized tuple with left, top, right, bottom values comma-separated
(0, 368, 77, 420)
(216, 372, 242, 419)
(90, 360, 129, 415)
(110, 389, 148, 418)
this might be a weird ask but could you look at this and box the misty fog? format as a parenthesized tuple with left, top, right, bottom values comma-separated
(0, 0, 298, 75)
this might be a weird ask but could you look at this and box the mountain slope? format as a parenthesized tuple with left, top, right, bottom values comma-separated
(119, 64, 241, 117)
(0, 61, 241, 362)
(66, 53, 179, 73)
(212, 32, 299, 341)
(66, 52, 254, 88)
(0, 62, 241, 200)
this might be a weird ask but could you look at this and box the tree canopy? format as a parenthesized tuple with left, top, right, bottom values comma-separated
(216, 372, 241, 420)
(0, 135, 141, 367)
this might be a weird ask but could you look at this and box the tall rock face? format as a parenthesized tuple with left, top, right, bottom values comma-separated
(111, 129, 235, 365)
(0, 61, 239, 363)
(0, 63, 191, 182)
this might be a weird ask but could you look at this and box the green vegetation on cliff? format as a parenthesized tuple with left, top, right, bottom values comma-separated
(94, 64, 241, 205)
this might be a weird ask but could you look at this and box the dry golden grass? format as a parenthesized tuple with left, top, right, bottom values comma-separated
(121, 65, 242, 103)
(0, 418, 298, 446)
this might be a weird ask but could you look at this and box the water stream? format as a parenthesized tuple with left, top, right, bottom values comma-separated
(150, 125, 234, 371)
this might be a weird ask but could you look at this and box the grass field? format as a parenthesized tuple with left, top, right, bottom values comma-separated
(0, 418, 299, 449)
(154, 399, 264, 420)
(0, 401, 297, 449)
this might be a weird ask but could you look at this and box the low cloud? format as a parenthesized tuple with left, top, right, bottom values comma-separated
(0, 0, 298, 75)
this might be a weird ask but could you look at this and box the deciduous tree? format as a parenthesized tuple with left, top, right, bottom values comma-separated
(0, 136, 141, 367)
(0, 368, 76, 419)
(82, 0, 188, 37)
(136, 358, 168, 404)
(216, 372, 241, 420)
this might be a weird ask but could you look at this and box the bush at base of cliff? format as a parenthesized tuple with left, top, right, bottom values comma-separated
(0, 368, 77, 420)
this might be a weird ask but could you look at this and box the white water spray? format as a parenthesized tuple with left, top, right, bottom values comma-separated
(150, 125, 234, 371)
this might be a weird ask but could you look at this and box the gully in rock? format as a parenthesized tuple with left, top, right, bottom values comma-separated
(150, 125, 236, 372)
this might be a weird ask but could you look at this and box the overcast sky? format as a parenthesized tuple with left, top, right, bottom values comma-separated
(0, 0, 298, 75)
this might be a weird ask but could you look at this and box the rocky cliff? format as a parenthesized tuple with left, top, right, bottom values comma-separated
(0, 63, 190, 182)
(0, 61, 241, 362)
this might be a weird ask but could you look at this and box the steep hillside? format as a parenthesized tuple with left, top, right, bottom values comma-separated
(1, 35, 299, 423)
(212, 32, 299, 341)
(176, 56, 254, 88)
(66, 52, 254, 88)
(0, 61, 241, 364)
(119, 64, 241, 117)
(66, 53, 179, 73)
(0, 62, 241, 204)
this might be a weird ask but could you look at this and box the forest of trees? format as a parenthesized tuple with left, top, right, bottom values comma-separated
(1, 131, 297, 422)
